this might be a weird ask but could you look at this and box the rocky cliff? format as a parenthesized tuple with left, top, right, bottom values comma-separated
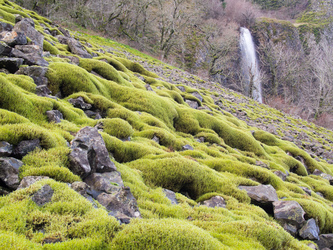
(0, 0, 333, 249)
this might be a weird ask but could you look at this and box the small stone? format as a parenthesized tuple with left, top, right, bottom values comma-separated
(145, 84, 154, 91)
(315, 234, 333, 250)
(313, 169, 333, 185)
(0, 57, 24, 73)
(163, 189, 178, 205)
(182, 144, 194, 151)
(282, 223, 298, 237)
(35, 85, 52, 97)
(68, 97, 92, 110)
(31, 184, 54, 206)
(177, 86, 186, 92)
(0, 141, 13, 157)
(71, 181, 90, 197)
(273, 200, 305, 228)
(0, 157, 23, 190)
(274, 171, 287, 181)
(17, 176, 49, 189)
(299, 218, 320, 240)
(152, 135, 160, 144)
(46, 110, 63, 123)
(191, 91, 203, 102)
(12, 139, 41, 159)
(185, 99, 199, 109)
(199, 196, 226, 208)
(300, 186, 312, 196)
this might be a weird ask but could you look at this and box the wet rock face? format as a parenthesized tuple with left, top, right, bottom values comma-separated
(12, 139, 41, 159)
(299, 218, 320, 240)
(199, 196, 226, 208)
(69, 126, 117, 178)
(31, 184, 54, 206)
(97, 187, 141, 224)
(0, 157, 23, 190)
(273, 200, 305, 228)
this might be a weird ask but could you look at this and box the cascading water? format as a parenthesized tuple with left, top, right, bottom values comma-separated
(239, 27, 263, 103)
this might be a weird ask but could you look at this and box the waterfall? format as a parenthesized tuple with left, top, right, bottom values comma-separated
(239, 27, 263, 103)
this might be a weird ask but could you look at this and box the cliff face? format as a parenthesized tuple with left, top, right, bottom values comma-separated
(0, 1, 333, 249)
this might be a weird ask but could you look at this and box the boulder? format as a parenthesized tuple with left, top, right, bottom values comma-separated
(11, 48, 49, 67)
(0, 57, 24, 73)
(0, 157, 23, 190)
(0, 141, 13, 157)
(12, 139, 41, 159)
(313, 169, 333, 185)
(185, 99, 199, 109)
(0, 21, 13, 32)
(97, 187, 141, 224)
(13, 18, 44, 49)
(238, 184, 278, 206)
(199, 195, 226, 208)
(0, 41, 12, 56)
(163, 189, 178, 205)
(15, 65, 48, 86)
(67, 38, 92, 58)
(316, 234, 333, 250)
(17, 176, 49, 189)
(69, 126, 117, 178)
(273, 200, 305, 228)
(84, 171, 124, 197)
(0, 30, 27, 46)
(46, 110, 63, 123)
(299, 218, 320, 240)
(68, 96, 92, 110)
(31, 184, 54, 206)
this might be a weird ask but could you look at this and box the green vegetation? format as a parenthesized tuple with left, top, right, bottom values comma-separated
(0, 1, 331, 249)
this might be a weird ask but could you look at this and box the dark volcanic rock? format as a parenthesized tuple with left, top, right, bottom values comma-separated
(71, 181, 90, 197)
(239, 184, 278, 205)
(12, 139, 41, 159)
(97, 187, 141, 224)
(35, 85, 52, 97)
(67, 38, 92, 58)
(69, 126, 116, 178)
(15, 65, 48, 86)
(46, 110, 63, 123)
(199, 195, 226, 208)
(185, 99, 199, 109)
(273, 200, 305, 228)
(313, 169, 333, 185)
(0, 141, 13, 157)
(299, 218, 320, 240)
(17, 176, 49, 189)
(0, 21, 13, 32)
(0, 41, 12, 56)
(0, 157, 23, 190)
(13, 18, 44, 49)
(274, 171, 287, 181)
(11, 48, 48, 67)
(191, 91, 203, 102)
(0, 57, 24, 73)
(31, 184, 54, 206)
(68, 97, 92, 110)
(163, 189, 178, 205)
(182, 144, 194, 151)
(316, 234, 333, 250)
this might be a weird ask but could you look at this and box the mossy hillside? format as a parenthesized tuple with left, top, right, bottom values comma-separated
(0, 1, 331, 248)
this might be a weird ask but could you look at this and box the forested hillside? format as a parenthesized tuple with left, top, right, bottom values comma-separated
(0, 0, 333, 249)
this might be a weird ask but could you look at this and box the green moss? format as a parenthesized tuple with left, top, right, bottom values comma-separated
(111, 219, 224, 250)
(115, 57, 158, 78)
(43, 40, 60, 55)
(102, 118, 134, 139)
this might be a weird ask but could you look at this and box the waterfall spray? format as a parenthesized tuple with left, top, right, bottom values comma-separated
(239, 27, 263, 103)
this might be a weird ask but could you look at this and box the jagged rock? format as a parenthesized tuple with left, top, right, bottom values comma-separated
(182, 144, 194, 151)
(0, 21, 13, 32)
(97, 187, 141, 224)
(316, 234, 333, 250)
(191, 91, 203, 102)
(0, 57, 24, 73)
(12, 139, 41, 159)
(199, 196, 226, 208)
(283, 223, 298, 237)
(58, 27, 71, 38)
(84, 171, 124, 197)
(31, 184, 54, 206)
(185, 99, 199, 109)
(57, 54, 80, 65)
(67, 38, 92, 58)
(273, 200, 305, 228)
(35, 85, 52, 97)
(0, 41, 12, 56)
(313, 169, 333, 185)
(46, 110, 63, 123)
(55, 35, 69, 44)
(177, 86, 186, 92)
(0, 30, 27, 46)
(152, 135, 160, 144)
(17, 176, 49, 189)
(0, 141, 13, 157)
(274, 171, 287, 181)
(84, 110, 101, 119)
(0, 157, 23, 190)
(69, 126, 117, 178)
(15, 65, 48, 86)
(163, 189, 178, 205)
(239, 185, 278, 212)
(68, 97, 92, 110)
(11, 48, 48, 67)
(299, 218, 320, 240)
(255, 160, 269, 169)
(13, 18, 44, 49)
(300, 186, 312, 196)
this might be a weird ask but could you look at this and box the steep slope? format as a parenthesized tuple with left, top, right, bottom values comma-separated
(0, 1, 333, 249)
